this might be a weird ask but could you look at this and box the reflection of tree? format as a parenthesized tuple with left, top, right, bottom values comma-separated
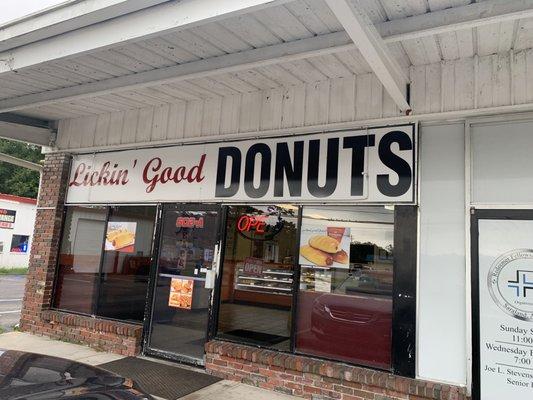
(351, 240, 393, 263)
(234, 205, 297, 242)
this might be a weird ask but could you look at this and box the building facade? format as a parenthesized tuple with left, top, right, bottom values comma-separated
(2, 1, 533, 400)
(0, 194, 37, 268)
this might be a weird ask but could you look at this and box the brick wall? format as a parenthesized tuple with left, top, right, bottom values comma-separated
(205, 341, 469, 400)
(19, 153, 142, 356)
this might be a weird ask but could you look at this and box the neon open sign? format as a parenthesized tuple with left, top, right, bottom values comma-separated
(176, 217, 204, 228)
(237, 215, 267, 234)
(236, 209, 286, 241)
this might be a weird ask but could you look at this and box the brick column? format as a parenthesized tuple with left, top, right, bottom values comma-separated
(19, 152, 143, 356)
(20, 152, 70, 332)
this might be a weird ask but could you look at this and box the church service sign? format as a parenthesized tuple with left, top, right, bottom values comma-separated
(66, 125, 415, 204)
(476, 218, 533, 400)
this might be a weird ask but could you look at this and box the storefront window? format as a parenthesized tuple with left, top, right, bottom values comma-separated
(10, 235, 30, 253)
(54, 206, 107, 314)
(217, 205, 298, 351)
(53, 205, 156, 321)
(97, 206, 156, 322)
(295, 206, 394, 369)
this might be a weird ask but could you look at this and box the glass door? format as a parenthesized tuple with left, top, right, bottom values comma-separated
(145, 204, 222, 365)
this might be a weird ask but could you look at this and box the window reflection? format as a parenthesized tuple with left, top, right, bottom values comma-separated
(217, 205, 298, 351)
(295, 206, 394, 369)
(53, 205, 156, 322)
(98, 206, 156, 322)
(54, 206, 106, 314)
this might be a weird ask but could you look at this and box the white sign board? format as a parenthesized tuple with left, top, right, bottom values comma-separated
(478, 219, 533, 400)
(66, 125, 415, 204)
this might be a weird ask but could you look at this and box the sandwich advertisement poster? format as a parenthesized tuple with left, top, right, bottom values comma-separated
(105, 222, 137, 253)
(299, 225, 350, 268)
(168, 278, 193, 309)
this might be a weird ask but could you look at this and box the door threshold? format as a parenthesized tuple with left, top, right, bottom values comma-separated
(142, 349, 205, 370)
(138, 354, 206, 373)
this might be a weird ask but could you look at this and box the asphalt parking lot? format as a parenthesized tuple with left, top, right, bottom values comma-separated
(0, 275, 25, 332)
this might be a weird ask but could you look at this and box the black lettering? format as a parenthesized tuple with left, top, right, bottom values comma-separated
(343, 135, 375, 196)
(377, 131, 413, 197)
(244, 143, 271, 198)
(215, 147, 241, 197)
(274, 141, 304, 197)
(307, 138, 339, 198)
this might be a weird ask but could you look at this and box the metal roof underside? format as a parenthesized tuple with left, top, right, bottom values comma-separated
(1, 0, 533, 121)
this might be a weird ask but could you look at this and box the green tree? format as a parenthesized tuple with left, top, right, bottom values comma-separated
(0, 139, 44, 198)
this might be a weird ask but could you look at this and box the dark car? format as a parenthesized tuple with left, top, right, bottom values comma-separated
(0, 350, 153, 399)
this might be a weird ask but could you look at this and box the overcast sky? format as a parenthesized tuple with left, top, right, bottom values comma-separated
(0, 0, 67, 25)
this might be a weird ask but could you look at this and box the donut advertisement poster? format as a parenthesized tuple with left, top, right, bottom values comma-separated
(299, 225, 351, 268)
(105, 221, 137, 253)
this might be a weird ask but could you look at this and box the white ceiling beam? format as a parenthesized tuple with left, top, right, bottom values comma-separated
(325, 0, 410, 112)
(0, 152, 42, 172)
(0, 122, 54, 147)
(0, 0, 171, 52)
(0, 0, 290, 74)
(0, 32, 355, 113)
(379, 0, 533, 43)
(0, 0, 530, 76)
(1, 0, 532, 114)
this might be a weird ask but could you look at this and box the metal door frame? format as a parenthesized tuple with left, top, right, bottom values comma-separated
(142, 203, 226, 367)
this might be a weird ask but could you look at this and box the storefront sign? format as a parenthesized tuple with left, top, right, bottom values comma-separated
(67, 125, 415, 204)
(0, 209, 16, 229)
(477, 219, 533, 399)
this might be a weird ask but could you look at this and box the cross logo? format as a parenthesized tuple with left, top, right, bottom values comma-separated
(507, 270, 533, 298)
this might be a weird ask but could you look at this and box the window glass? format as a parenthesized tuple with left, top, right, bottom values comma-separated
(217, 205, 298, 351)
(295, 206, 394, 369)
(54, 206, 106, 314)
(10, 235, 29, 253)
(97, 206, 156, 322)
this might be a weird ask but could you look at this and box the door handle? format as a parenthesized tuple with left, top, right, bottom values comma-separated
(205, 243, 220, 290)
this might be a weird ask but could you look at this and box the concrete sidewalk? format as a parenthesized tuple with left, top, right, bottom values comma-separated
(0, 332, 296, 400)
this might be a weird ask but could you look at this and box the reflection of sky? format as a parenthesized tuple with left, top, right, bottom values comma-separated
(303, 206, 394, 249)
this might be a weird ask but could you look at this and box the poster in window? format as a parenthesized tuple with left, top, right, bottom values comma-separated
(299, 225, 351, 268)
(105, 222, 136, 253)
(168, 278, 193, 309)
(477, 219, 533, 400)
(10, 235, 29, 253)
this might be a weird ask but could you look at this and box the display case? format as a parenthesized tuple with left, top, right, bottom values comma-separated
(235, 265, 293, 295)
(233, 259, 293, 307)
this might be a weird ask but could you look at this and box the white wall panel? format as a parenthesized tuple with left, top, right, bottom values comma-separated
(418, 122, 466, 386)
(471, 118, 533, 205)
(56, 72, 399, 150)
(56, 49, 533, 152)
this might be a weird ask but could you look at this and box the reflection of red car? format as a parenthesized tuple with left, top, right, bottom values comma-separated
(296, 291, 392, 370)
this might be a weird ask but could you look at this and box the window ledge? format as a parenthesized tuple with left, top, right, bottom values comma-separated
(41, 310, 142, 339)
(205, 340, 468, 400)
